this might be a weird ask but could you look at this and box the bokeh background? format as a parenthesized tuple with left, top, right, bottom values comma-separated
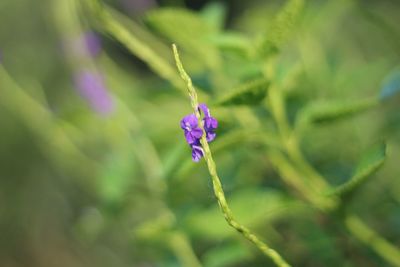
(1, 0, 400, 266)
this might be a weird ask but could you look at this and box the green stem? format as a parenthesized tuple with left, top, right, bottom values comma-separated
(268, 85, 291, 140)
(268, 85, 336, 210)
(172, 44, 291, 267)
(169, 231, 203, 267)
(345, 215, 400, 267)
(85, 0, 189, 95)
(102, 12, 183, 90)
(267, 78, 400, 266)
(285, 135, 341, 210)
(0, 67, 99, 183)
(267, 149, 330, 210)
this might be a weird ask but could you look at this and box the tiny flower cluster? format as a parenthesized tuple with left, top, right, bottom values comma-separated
(180, 104, 218, 162)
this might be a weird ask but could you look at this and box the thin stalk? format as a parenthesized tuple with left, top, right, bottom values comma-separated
(169, 231, 203, 267)
(86, 0, 184, 91)
(0, 67, 99, 182)
(267, 77, 400, 266)
(172, 44, 291, 267)
(345, 215, 400, 267)
(267, 149, 332, 211)
(268, 86, 331, 194)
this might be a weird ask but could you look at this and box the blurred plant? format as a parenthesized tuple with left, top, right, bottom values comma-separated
(120, 0, 157, 15)
(1, 0, 400, 266)
(173, 44, 291, 267)
(57, 0, 114, 115)
(73, 70, 114, 115)
(82, 31, 102, 57)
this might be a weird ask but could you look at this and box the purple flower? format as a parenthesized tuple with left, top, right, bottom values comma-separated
(204, 116, 218, 130)
(198, 103, 211, 117)
(180, 103, 218, 162)
(83, 31, 102, 57)
(180, 114, 203, 144)
(199, 104, 218, 142)
(191, 141, 204, 162)
(62, 31, 102, 59)
(74, 70, 114, 115)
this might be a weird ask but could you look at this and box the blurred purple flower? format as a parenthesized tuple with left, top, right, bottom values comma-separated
(83, 31, 102, 57)
(74, 70, 114, 115)
(63, 31, 102, 59)
(180, 103, 218, 162)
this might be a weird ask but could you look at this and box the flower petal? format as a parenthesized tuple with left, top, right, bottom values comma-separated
(198, 103, 211, 117)
(191, 127, 203, 139)
(181, 114, 198, 130)
(204, 116, 218, 130)
(206, 131, 216, 142)
(180, 104, 218, 162)
(186, 114, 198, 127)
(191, 145, 204, 162)
(184, 130, 197, 144)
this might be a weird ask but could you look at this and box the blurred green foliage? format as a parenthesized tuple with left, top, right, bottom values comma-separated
(0, 0, 400, 266)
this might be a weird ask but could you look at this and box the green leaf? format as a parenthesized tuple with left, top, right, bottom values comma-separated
(98, 151, 136, 205)
(208, 32, 252, 57)
(185, 188, 298, 240)
(296, 98, 378, 127)
(146, 8, 215, 38)
(328, 143, 387, 197)
(257, 0, 304, 58)
(215, 78, 270, 105)
(86, 4, 186, 92)
(200, 2, 227, 30)
(145, 8, 220, 69)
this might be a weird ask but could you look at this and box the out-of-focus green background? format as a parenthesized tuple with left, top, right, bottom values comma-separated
(1, 0, 400, 266)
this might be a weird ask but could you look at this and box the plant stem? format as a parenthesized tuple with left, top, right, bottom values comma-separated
(86, 0, 184, 91)
(345, 215, 400, 267)
(267, 78, 400, 266)
(169, 231, 203, 267)
(0, 67, 99, 183)
(172, 44, 291, 267)
(267, 148, 330, 210)
(268, 85, 336, 210)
